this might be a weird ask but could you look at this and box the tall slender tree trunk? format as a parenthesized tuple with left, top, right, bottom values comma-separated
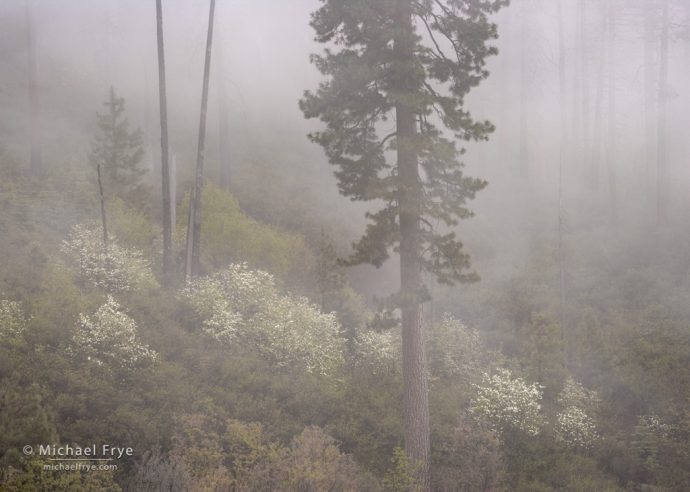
(156, 0, 173, 284)
(26, 0, 41, 174)
(97, 164, 109, 252)
(606, 0, 617, 225)
(657, 0, 669, 225)
(394, 2, 430, 489)
(189, 0, 216, 279)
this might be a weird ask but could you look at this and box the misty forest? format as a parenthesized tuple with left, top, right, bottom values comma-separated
(1, 0, 690, 490)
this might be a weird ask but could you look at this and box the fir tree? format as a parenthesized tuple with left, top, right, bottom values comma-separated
(301, 1, 507, 487)
(89, 87, 147, 206)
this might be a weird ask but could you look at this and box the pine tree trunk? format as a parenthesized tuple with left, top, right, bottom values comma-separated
(394, 2, 430, 489)
(26, 0, 41, 174)
(156, 0, 173, 284)
(657, 0, 669, 225)
(189, 0, 216, 278)
(97, 164, 109, 252)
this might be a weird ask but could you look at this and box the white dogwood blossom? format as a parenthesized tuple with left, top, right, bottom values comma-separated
(428, 314, 484, 381)
(352, 329, 398, 372)
(72, 295, 158, 369)
(183, 263, 343, 376)
(61, 223, 157, 293)
(0, 300, 27, 341)
(554, 378, 600, 449)
(470, 368, 545, 436)
(554, 405, 598, 448)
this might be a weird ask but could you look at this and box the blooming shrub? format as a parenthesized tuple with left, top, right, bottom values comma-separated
(470, 368, 545, 436)
(351, 329, 398, 373)
(554, 378, 599, 448)
(183, 263, 343, 376)
(72, 295, 157, 369)
(61, 222, 157, 293)
(0, 299, 26, 341)
(428, 314, 484, 381)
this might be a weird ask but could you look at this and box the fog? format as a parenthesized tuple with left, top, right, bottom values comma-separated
(2, 0, 690, 489)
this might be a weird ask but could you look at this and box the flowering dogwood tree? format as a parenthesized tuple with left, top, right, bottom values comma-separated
(554, 378, 599, 448)
(72, 295, 158, 370)
(470, 368, 545, 436)
(183, 263, 343, 376)
(61, 222, 157, 293)
(0, 300, 27, 343)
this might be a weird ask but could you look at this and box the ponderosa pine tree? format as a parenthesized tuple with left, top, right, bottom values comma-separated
(300, 1, 508, 488)
(89, 88, 148, 206)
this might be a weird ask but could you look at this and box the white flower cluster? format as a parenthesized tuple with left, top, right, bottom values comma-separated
(554, 378, 599, 448)
(429, 314, 483, 380)
(470, 368, 545, 436)
(72, 295, 158, 369)
(61, 223, 157, 293)
(636, 414, 670, 439)
(352, 329, 398, 372)
(0, 299, 27, 341)
(183, 263, 343, 376)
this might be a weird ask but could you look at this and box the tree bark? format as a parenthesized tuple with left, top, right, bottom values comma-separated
(155, 0, 173, 284)
(394, 2, 430, 489)
(189, 0, 216, 278)
(97, 164, 109, 252)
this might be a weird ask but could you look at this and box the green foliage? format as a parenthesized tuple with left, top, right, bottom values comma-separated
(383, 447, 423, 492)
(89, 88, 148, 207)
(301, 0, 508, 286)
(177, 184, 315, 288)
(182, 263, 344, 376)
(0, 379, 57, 469)
(1, 458, 121, 492)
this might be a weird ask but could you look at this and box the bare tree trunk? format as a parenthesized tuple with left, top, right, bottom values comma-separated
(657, 0, 669, 225)
(394, 2, 430, 489)
(184, 190, 195, 282)
(606, 0, 617, 225)
(188, 0, 216, 279)
(97, 164, 109, 252)
(26, 0, 41, 174)
(156, 0, 173, 284)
